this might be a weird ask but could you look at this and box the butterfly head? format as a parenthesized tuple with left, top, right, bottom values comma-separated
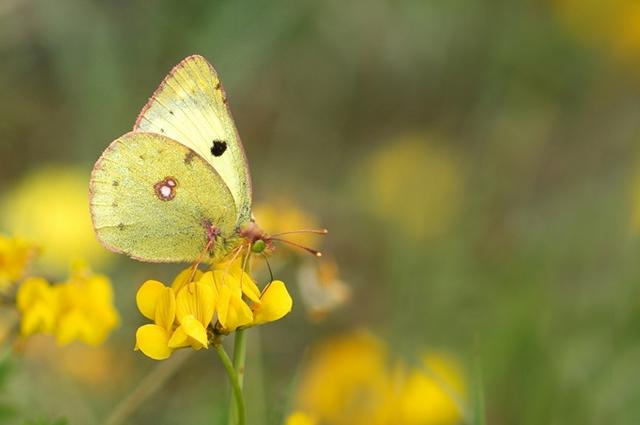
(239, 221, 275, 255)
(239, 221, 327, 258)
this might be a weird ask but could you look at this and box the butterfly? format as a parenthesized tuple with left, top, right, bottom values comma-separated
(90, 55, 259, 263)
(90, 55, 324, 264)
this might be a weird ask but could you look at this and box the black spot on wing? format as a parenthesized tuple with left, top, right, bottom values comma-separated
(211, 140, 227, 157)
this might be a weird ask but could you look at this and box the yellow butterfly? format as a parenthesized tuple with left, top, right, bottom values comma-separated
(91, 55, 267, 263)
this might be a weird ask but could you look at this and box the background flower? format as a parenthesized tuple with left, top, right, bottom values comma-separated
(0, 166, 112, 273)
(352, 136, 464, 241)
(293, 331, 465, 425)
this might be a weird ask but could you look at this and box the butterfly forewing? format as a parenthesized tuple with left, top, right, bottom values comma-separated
(134, 55, 252, 225)
(90, 132, 240, 263)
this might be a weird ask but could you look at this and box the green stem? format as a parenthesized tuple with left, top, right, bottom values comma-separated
(233, 328, 247, 386)
(227, 329, 248, 425)
(215, 342, 246, 425)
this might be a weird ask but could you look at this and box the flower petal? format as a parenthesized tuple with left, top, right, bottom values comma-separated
(167, 325, 190, 349)
(253, 281, 293, 325)
(175, 282, 216, 326)
(56, 310, 87, 346)
(217, 284, 232, 326)
(20, 302, 56, 337)
(179, 314, 208, 348)
(239, 272, 261, 304)
(154, 287, 176, 330)
(135, 324, 172, 360)
(219, 290, 253, 332)
(171, 267, 202, 293)
(136, 280, 166, 320)
(16, 277, 51, 311)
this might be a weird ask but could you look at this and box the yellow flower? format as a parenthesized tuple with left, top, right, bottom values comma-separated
(296, 332, 391, 425)
(135, 262, 293, 360)
(252, 280, 293, 325)
(213, 260, 292, 332)
(285, 411, 318, 425)
(0, 166, 112, 273)
(397, 354, 466, 425)
(17, 277, 58, 337)
(16, 262, 119, 346)
(0, 235, 36, 291)
(294, 331, 466, 425)
(212, 264, 261, 333)
(56, 262, 120, 346)
(354, 136, 464, 240)
(135, 271, 215, 360)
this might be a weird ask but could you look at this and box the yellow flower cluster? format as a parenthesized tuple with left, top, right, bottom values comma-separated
(0, 235, 36, 291)
(16, 262, 119, 346)
(135, 261, 293, 360)
(290, 332, 466, 425)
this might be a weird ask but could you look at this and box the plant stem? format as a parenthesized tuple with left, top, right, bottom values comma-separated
(226, 328, 248, 425)
(215, 342, 246, 425)
(233, 328, 247, 387)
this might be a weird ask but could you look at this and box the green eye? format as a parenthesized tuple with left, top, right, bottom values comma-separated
(251, 239, 266, 253)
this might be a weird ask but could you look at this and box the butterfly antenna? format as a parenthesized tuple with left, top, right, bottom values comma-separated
(270, 228, 328, 237)
(270, 237, 323, 257)
(258, 253, 276, 299)
(262, 252, 274, 282)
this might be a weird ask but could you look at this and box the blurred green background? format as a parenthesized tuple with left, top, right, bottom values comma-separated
(3, 0, 640, 424)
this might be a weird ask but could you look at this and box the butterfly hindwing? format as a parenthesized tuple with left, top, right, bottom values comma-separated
(134, 55, 252, 224)
(90, 132, 239, 263)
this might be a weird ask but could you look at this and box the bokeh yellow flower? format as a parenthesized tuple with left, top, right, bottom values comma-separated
(296, 332, 391, 425)
(552, 0, 640, 61)
(354, 136, 464, 240)
(285, 411, 318, 425)
(135, 261, 293, 360)
(0, 235, 36, 291)
(16, 261, 119, 346)
(0, 166, 112, 273)
(397, 354, 466, 425)
(294, 331, 466, 425)
(17, 276, 58, 337)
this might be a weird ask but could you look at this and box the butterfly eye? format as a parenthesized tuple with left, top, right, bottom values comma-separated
(211, 140, 227, 157)
(251, 239, 267, 253)
(154, 177, 178, 201)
